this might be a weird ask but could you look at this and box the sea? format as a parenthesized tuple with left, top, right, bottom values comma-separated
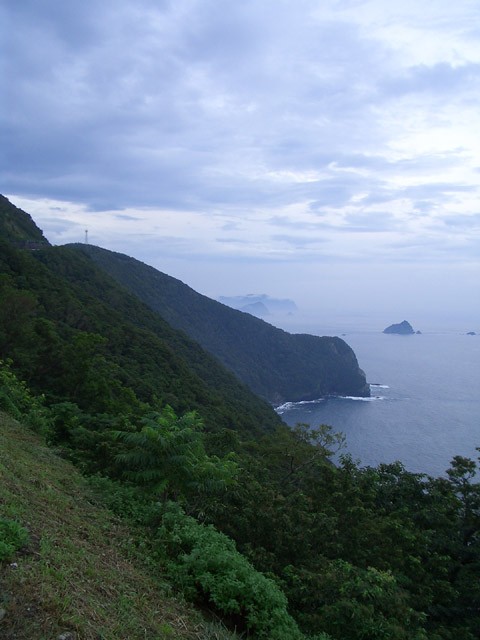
(275, 319, 480, 478)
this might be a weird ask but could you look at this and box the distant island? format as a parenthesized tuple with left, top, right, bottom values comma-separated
(383, 320, 415, 335)
(218, 293, 297, 318)
(240, 301, 271, 317)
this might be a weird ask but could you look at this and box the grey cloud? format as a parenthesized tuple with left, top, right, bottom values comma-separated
(383, 62, 480, 97)
(0, 0, 397, 224)
(269, 216, 317, 229)
(34, 217, 82, 236)
(271, 234, 327, 246)
(4, 0, 111, 43)
(342, 212, 399, 232)
(215, 237, 250, 245)
(330, 154, 391, 171)
(176, 0, 269, 67)
(401, 183, 476, 198)
(411, 201, 434, 215)
(269, 216, 335, 231)
(2, 0, 391, 211)
(2, 0, 480, 308)
(358, 180, 478, 209)
(308, 173, 387, 210)
(221, 221, 242, 231)
(271, 211, 398, 235)
(114, 214, 143, 221)
(441, 214, 480, 228)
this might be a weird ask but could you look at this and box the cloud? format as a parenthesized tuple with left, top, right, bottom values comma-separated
(0, 0, 396, 211)
(271, 234, 328, 247)
(441, 213, 480, 228)
(2, 0, 480, 326)
(383, 62, 480, 98)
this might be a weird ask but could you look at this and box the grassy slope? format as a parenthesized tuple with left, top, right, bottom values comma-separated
(0, 412, 234, 640)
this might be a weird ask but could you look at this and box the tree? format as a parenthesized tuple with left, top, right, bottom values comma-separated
(114, 406, 238, 508)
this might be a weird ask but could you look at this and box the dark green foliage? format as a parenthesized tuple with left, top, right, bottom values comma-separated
(88, 475, 164, 527)
(0, 359, 51, 434)
(0, 195, 49, 247)
(113, 406, 238, 507)
(0, 237, 281, 436)
(0, 517, 29, 562)
(156, 504, 306, 640)
(70, 243, 369, 403)
(207, 444, 480, 640)
(284, 559, 427, 640)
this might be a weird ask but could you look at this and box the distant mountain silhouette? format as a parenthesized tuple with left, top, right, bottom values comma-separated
(239, 301, 271, 317)
(70, 244, 370, 404)
(219, 294, 297, 316)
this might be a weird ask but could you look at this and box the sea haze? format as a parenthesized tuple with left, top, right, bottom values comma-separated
(278, 329, 480, 477)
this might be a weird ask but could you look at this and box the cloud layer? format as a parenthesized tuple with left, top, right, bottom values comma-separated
(2, 0, 480, 324)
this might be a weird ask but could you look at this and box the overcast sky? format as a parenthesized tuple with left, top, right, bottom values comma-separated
(2, 0, 480, 331)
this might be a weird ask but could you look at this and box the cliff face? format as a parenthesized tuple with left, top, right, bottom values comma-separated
(70, 244, 370, 403)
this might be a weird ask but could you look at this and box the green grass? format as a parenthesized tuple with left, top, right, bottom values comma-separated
(0, 411, 238, 640)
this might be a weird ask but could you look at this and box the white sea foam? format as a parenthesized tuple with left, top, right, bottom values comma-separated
(275, 394, 385, 412)
(275, 398, 325, 413)
(338, 395, 385, 401)
(370, 384, 390, 389)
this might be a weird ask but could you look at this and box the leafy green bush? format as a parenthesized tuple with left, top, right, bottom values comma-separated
(0, 359, 51, 434)
(88, 475, 164, 526)
(157, 504, 304, 640)
(113, 406, 238, 507)
(0, 517, 29, 562)
(311, 560, 427, 640)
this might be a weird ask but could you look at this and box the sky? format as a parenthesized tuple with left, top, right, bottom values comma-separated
(2, 0, 480, 332)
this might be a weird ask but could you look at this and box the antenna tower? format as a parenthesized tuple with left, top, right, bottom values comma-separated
(85, 229, 89, 244)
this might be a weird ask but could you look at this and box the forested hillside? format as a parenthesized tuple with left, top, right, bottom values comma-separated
(0, 237, 282, 436)
(1, 196, 480, 640)
(69, 243, 369, 403)
(0, 194, 49, 247)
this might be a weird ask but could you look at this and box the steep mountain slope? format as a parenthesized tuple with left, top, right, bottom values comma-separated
(0, 197, 282, 435)
(70, 244, 369, 403)
(0, 194, 49, 247)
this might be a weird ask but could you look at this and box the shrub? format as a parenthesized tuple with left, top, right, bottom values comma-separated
(0, 359, 51, 434)
(0, 517, 29, 562)
(88, 475, 163, 526)
(157, 504, 304, 640)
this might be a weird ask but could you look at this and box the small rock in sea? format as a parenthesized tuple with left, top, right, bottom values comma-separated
(383, 320, 415, 334)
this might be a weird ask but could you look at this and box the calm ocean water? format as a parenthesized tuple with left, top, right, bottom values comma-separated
(278, 330, 480, 477)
